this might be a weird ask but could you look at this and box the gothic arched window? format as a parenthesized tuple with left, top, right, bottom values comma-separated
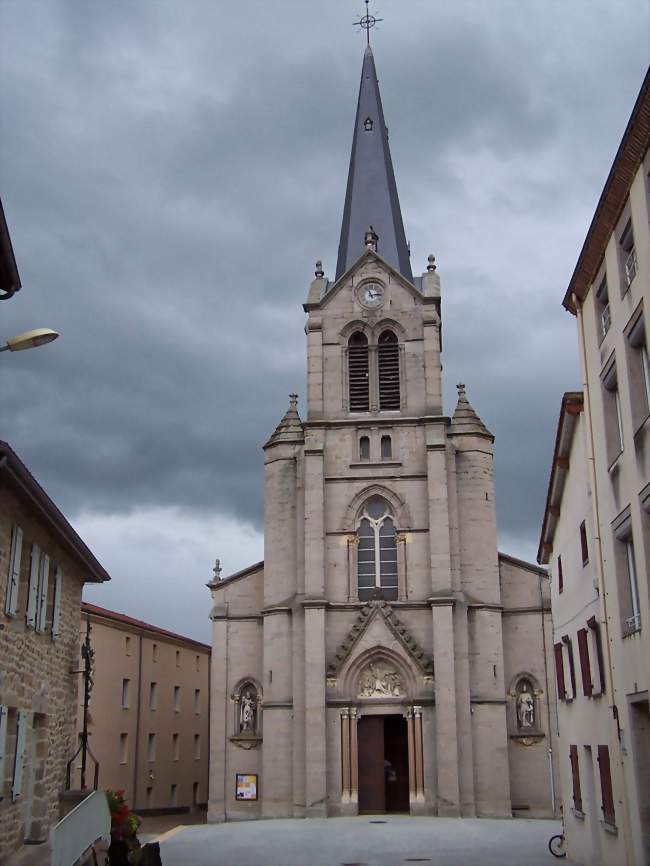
(348, 331, 370, 411)
(357, 496, 398, 601)
(378, 330, 400, 410)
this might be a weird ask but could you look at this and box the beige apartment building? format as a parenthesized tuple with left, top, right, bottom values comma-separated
(78, 603, 210, 814)
(539, 69, 650, 866)
(0, 442, 110, 866)
(208, 45, 560, 823)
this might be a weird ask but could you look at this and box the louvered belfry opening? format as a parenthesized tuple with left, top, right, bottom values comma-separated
(378, 330, 400, 410)
(348, 331, 370, 411)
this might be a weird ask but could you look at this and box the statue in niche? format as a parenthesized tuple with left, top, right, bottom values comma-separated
(239, 688, 257, 734)
(516, 682, 535, 729)
(358, 661, 403, 698)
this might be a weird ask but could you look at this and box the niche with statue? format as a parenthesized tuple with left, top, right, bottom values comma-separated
(229, 679, 263, 749)
(507, 674, 545, 744)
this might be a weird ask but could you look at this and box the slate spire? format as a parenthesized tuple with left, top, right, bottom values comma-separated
(336, 45, 413, 283)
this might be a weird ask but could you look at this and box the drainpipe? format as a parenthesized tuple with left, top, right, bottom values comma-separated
(539, 573, 556, 815)
(573, 294, 633, 866)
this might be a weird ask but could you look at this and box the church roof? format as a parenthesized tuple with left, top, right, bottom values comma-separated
(335, 45, 413, 284)
(263, 393, 304, 448)
(448, 383, 494, 441)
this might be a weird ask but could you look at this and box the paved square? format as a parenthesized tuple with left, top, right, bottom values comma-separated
(158, 816, 574, 866)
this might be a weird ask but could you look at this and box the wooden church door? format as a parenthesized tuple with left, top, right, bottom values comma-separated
(358, 715, 385, 813)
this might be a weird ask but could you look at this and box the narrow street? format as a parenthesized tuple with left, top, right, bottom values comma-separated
(156, 816, 574, 866)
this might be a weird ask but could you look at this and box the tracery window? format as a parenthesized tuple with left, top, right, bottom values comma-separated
(378, 330, 400, 410)
(348, 332, 370, 411)
(357, 496, 398, 601)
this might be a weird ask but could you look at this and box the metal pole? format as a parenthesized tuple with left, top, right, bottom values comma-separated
(80, 617, 91, 789)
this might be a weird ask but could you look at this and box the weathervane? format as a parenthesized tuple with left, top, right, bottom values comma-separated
(354, 0, 383, 45)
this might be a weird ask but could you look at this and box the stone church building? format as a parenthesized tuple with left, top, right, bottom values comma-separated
(208, 46, 559, 821)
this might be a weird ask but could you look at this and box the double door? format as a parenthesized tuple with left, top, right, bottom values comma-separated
(357, 714, 409, 813)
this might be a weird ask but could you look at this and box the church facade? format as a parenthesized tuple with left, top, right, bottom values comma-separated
(208, 46, 559, 821)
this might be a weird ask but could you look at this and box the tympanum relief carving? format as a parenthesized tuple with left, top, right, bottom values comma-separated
(357, 661, 403, 698)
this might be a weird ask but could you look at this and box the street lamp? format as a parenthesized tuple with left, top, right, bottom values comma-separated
(0, 327, 59, 353)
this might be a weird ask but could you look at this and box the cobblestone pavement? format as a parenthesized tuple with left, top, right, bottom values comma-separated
(157, 816, 575, 866)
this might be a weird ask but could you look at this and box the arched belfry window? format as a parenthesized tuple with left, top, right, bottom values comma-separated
(378, 330, 400, 410)
(357, 496, 398, 601)
(348, 331, 369, 411)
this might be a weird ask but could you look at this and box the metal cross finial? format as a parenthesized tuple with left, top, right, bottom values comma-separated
(354, 0, 383, 45)
(457, 382, 466, 399)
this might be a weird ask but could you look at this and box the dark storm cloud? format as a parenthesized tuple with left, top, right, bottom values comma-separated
(1, 0, 648, 575)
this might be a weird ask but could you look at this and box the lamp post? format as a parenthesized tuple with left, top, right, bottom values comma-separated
(0, 327, 59, 353)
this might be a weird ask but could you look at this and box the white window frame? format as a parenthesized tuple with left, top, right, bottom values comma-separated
(0, 705, 8, 800)
(119, 732, 128, 765)
(11, 710, 28, 801)
(35, 554, 50, 633)
(5, 526, 23, 616)
(562, 641, 575, 700)
(641, 345, 650, 412)
(51, 569, 62, 640)
(588, 628, 603, 696)
(625, 539, 641, 633)
(25, 545, 40, 628)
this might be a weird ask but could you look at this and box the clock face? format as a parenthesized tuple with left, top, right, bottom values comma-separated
(358, 282, 385, 308)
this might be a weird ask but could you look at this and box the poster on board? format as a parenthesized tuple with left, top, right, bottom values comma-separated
(235, 773, 258, 801)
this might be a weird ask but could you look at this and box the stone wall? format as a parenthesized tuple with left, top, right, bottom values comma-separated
(0, 483, 86, 864)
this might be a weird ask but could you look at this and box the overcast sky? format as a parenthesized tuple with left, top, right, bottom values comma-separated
(1, 1, 648, 642)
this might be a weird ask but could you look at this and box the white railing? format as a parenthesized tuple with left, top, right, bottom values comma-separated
(51, 790, 111, 866)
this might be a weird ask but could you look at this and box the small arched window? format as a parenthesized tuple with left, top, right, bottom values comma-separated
(359, 436, 370, 460)
(357, 496, 398, 601)
(378, 330, 400, 410)
(381, 435, 392, 460)
(348, 332, 369, 411)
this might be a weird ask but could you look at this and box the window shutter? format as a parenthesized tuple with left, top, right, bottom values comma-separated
(378, 332, 400, 410)
(554, 642, 566, 699)
(588, 616, 606, 696)
(11, 710, 28, 801)
(563, 636, 577, 698)
(348, 333, 370, 411)
(5, 525, 23, 616)
(51, 569, 62, 640)
(36, 554, 50, 633)
(0, 705, 8, 800)
(577, 628, 592, 697)
(570, 745, 582, 812)
(25, 545, 40, 628)
(597, 745, 615, 824)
